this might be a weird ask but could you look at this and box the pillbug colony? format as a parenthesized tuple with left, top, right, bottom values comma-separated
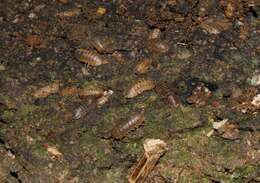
(11, 1, 251, 182)
(71, 25, 182, 181)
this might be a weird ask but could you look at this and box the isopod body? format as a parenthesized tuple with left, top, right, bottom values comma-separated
(111, 110, 145, 140)
(135, 59, 152, 74)
(125, 79, 155, 98)
(78, 88, 104, 98)
(33, 82, 60, 98)
(96, 90, 113, 107)
(147, 39, 169, 54)
(155, 82, 180, 107)
(148, 28, 161, 40)
(91, 37, 114, 53)
(92, 38, 105, 53)
(75, 49, 108, 66)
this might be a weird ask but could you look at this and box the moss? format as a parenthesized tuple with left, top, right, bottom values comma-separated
(79, 130, 112, 165)
(231, 165, 259, 182)
(104, 168, 127, 183)
(19, 104, 39, 119)
(119, 139, 143, 156)
(47, 71, 58, 81)
(0, 128, 7, 135)
(0, 41, 5, 48)
(132, 93, 158, 109)
(95, 107, 123, 134)
(33, 144, 48, 157)
(165, 138, 197, 166)
(178, 174, 211, 183)
(144, 105, 203, 136)
(81, 79, 105, 89)
(90, 167, 127, 183)
(171, 106, 202, 129)
(2, 110, 14, 121)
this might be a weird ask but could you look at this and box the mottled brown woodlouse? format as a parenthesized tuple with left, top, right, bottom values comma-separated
(78, 88, 104, 98)
(155, 82, 181, 108)
(91, 37, 114, 54)
(125, 79, 155, 98)
(75, 49, 108, 66)
(111, 110, 145, 140)
(92, 38, 105, 53)
(60, 87, 79, 96)
(147, 39, 169, 54)
(134, 58, 152, 75)
(33, 82, 60, 98)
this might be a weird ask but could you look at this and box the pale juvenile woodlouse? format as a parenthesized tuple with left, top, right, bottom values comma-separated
(75, 49, 108, 66)
(96, 90, 113, 108)
(125, 79, 155, 98)
(111, 110, 145, 140)
(148, 28, 161, 40)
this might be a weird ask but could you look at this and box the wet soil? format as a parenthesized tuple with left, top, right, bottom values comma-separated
(0, 0, 259, 182)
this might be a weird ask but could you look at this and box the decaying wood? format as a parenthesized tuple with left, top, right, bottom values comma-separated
(128, 139, 168, 183)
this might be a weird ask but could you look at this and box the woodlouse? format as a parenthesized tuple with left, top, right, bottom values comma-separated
(92, 37, 105, 53)
(59, 87, 79, 96)
(125, 79, 155, 98)
(33, 82, 60, 98)
(96, 90, 113, 107)
(148, 28, 161, 40)
(147, 39, 169, 54)
(155, 82, 181, 108)
(78, 88, 104, 98)
(91, 37, 114, 53)
(111, 110, 145, 140)
(186, 85, 212, 107)
(134, 58, 152, 74)
(75, 49, 108, 66)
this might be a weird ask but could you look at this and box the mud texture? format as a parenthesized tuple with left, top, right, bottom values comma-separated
(0, 0, 259, 182)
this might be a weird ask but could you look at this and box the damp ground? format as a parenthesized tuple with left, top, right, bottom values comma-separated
(0, 1, 259, 182)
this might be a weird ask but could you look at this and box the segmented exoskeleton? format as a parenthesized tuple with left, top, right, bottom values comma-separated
(155, 82, 180, 108)
(75, 49, 108, 66)
(125, 79, 155, 98)
(111, 110, 145, 139)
